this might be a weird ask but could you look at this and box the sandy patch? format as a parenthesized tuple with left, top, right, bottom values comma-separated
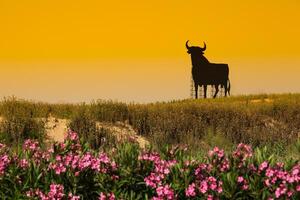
(250, 98, 274, 103)
(44, 117, 149, 148)
(96, 121, 149, 148)
(264, 98, 274, 103)
(0, 115, 149, 148)
(45, 117, 69, 143)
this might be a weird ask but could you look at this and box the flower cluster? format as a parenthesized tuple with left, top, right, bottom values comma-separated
(153, 184, 175, 200)
(22, 139, 52, 164)
(1, 132, 300, 199)
(0, 153, 10, 176)
(186, 169, 223, 199)
(23, 139, 40, 152)
(26, 183, 65, 200)
(18, 158, 29, 169)
(260, 162, 300, 199)
(139, 152, 177, 199)
(98, 192, 115, 200)
(186, 160, 223, 198)
(237, 176, 249, 190)
(232, 143, 253, 168)
(46, 131, 117, 177)
(48, 151, 117, 176)
(208, 147, 229, 172)
(61, 131, 82, 153)
(0, 143, 10, 176)
(140, 152, 176, 188)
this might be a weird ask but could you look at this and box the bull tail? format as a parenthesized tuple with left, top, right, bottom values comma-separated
(227, 79, 231, 96)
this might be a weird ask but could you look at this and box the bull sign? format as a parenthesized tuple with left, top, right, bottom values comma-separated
(186, 40, 230, 99)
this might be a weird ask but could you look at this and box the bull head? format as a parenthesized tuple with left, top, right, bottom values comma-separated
(186, 40, 206, 54)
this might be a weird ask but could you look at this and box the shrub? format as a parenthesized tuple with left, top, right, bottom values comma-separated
(0, 97, 46, 144)
(68, 106, 117, 150)
(1, 132, 300, 199)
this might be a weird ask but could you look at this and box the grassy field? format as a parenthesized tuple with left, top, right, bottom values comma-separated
(0, 94, 300, 199)
(0, 94, 300, 157)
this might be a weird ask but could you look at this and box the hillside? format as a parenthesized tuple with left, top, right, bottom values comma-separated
(1, 94, 300, 199)
(0, 94, 299, 153)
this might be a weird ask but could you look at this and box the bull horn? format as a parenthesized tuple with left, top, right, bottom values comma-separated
(185, 40, 190, 49)
(200, 42, 206, 51)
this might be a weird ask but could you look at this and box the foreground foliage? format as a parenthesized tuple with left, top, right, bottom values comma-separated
(0, 132, 299, 199)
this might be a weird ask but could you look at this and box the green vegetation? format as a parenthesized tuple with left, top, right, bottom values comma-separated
(0, 94, 300, 199)
(0, 133, 300, 199)
(0, 94, 299, 157)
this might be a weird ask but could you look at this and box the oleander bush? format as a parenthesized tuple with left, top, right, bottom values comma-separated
(0, 131, 300, 199)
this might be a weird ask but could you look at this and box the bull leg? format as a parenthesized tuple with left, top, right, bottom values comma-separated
(194, 83, 198, 99)
(224, 82, 228, 97)
(204, 85, 207, 98)
(213, 84, 219, 98)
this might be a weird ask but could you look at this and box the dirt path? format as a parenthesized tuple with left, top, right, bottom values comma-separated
(45, 117, 69, 143)
(44, 117, 149, 148)
(0, 115, 149, 148)
(96, 121, 149, 148)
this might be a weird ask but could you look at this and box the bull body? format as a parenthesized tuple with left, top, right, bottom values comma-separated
(186, 40, 230, 98)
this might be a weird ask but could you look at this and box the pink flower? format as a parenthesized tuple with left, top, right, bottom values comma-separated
(259, 161, 268, 172)
(108, 193, 115, 200)
(217, 185, 223, 193)
(199, 181, 208, 194)
(27, 183, 65, 199)
(68, 192, 80, 200)
(19, 159, 29, 169)
(69, 131, 79, 141)
(98, 192, 115, 200)
(233, 143, 252, 159)
(23, 139, 40, 152)
(111, 161, 117, 170)
(274, 184, 287, 198)
(287, 191, 293, 197)
(155, 185, 174, 200)
(236, 176, 249, 191)
(208, 147, 224, 160)
(264, 179, 271, 187)
(141, 152, 176, 189)
(144, 172, 162, 188)
(266, 168, 275, 177)
(52, 163, 67, 175)
(207, 176, 217, 190)
(60, 143, 66, 150)
(99, 192, 106, 200)
(156, 186, 164, 196)
(208, 147, 229, 172)
(98, 153, 110, 164)
(242, 184, 249, 190)
(237, 176, 244, 183)
(0, 154, 11, 175)
(185, 183, 196, 197)
(275, 188, 281, 198)
(207, 194, 214, 200)
(48, 183, 65, 199)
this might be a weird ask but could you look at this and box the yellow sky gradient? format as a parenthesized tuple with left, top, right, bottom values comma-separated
(0, 1, 300, 102)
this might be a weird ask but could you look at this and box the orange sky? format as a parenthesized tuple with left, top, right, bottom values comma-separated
(0, 1, 300, 102)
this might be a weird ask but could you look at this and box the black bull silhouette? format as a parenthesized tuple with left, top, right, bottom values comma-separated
(186, 40, 230, 98)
